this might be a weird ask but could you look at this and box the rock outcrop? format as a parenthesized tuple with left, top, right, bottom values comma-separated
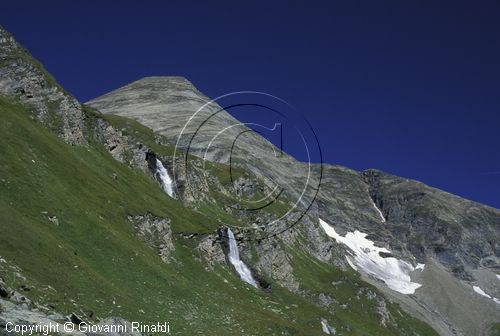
(0, 26, 86, 145)
(128, 214, 174, 262)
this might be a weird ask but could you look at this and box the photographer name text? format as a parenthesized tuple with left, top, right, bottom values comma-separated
(4, 321, 170, 335)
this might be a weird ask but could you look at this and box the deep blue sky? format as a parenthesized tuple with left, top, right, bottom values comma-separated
(1, 1, 500, 208)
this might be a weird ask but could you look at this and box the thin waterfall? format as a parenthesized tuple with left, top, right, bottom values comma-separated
(227, 228, 258, 287)
(155, 158, 176, 198)
(372, 201, 386, 223)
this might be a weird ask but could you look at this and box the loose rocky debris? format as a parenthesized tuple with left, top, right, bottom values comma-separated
(0, 298, 140, 336)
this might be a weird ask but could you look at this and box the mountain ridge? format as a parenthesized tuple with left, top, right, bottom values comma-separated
(87, 68, 500, 336)
(1, 26, 498, 336)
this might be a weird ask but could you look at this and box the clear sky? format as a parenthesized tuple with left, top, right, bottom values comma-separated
(1, 1, 499, 208)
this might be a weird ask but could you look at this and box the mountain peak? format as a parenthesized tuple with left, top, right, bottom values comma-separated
(87, 75, 208, 113)
(93, 76, 201, 99)
(133, 75, 194, 85)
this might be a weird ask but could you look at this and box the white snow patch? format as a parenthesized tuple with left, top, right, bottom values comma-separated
(496, 274, 500, 281)
(473, 286, 500, 305)
(155, 158, 176, 198)
(371, 201, 386, 222)
(319, 218, 422, 294)
(473, 286, 491, 298)
(227, 228, 258, 288)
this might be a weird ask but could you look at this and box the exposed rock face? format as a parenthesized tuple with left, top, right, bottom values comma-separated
(363, 169, 500, 280)
(128, 214, 174, 262)
(0, 27, 86, 145)
(254, 237, 299, 292)
(296, 212, 345, 266)
(93, 118, 150, 173)
(196, 234, 226, 270)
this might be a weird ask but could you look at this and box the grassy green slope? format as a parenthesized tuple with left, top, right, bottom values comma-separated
(0, 97, 437, 335)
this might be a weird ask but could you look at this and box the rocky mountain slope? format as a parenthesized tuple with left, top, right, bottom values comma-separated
(0, 26, 498, 336)
(88, 75, 500, 335)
